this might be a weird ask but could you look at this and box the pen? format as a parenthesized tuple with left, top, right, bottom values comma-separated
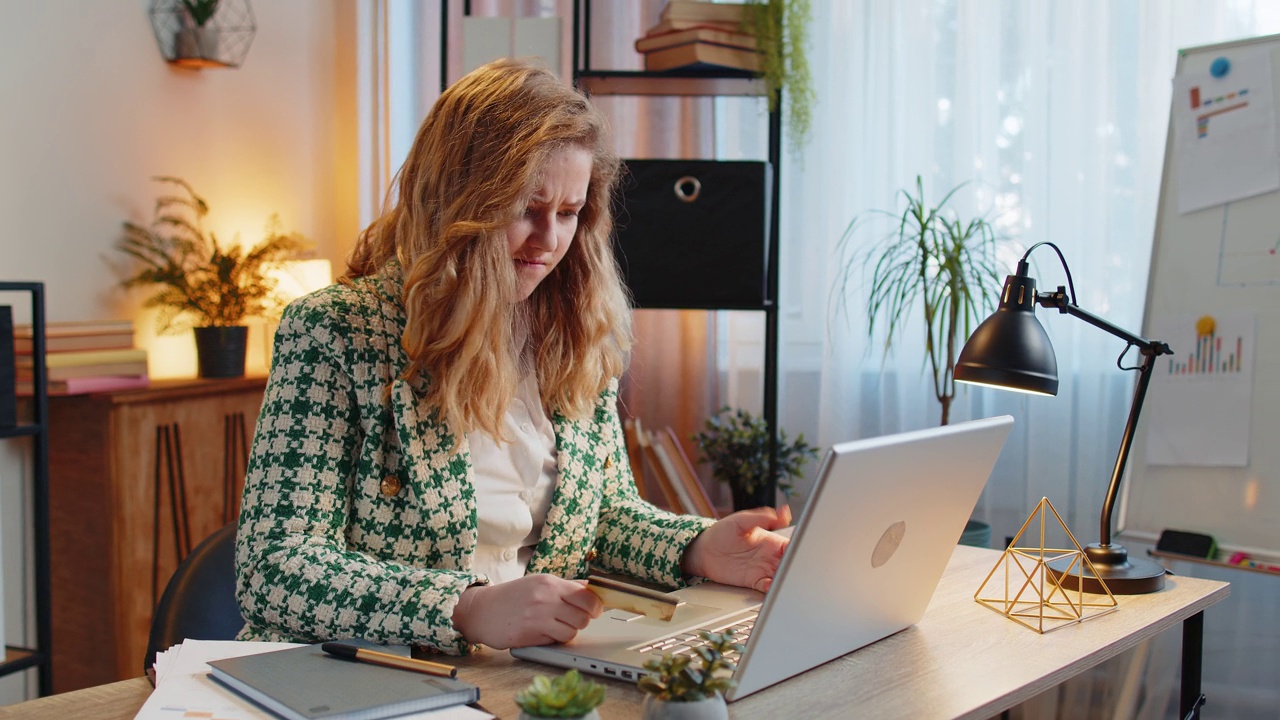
(321, 641, 458, 679)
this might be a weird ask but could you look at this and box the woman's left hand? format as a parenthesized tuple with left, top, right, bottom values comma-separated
(680, 505, 793, 593)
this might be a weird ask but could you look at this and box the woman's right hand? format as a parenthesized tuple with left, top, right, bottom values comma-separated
(451, 574, 604, 649)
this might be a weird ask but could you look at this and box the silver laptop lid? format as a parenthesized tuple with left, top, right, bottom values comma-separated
(727, 415, 1014, 700)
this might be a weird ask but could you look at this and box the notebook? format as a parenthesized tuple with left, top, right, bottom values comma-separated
(207, 642, 480, 720)
(512, 415, 1014, 701)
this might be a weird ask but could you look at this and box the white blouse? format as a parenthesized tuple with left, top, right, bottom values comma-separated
(467, 372, 558, 584)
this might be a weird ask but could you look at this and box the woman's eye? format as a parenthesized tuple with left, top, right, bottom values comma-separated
(558, 209, 579, 219)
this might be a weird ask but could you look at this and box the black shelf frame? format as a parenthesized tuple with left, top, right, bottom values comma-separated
(0, 281, 52, 696)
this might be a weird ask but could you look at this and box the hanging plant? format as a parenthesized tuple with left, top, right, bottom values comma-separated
(743, 0, 815, 153)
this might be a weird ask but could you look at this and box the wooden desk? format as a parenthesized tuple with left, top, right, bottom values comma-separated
(1, 546, 1228, 719)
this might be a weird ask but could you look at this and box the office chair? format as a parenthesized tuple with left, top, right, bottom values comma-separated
(144, 521, 245, 674)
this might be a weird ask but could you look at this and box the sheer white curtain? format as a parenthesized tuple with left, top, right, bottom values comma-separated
(715, 0, 1280, 545)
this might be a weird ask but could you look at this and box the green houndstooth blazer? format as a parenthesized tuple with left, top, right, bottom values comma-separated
(234, 262, 713, 654)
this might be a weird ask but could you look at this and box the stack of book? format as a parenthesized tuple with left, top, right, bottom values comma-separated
(636, 1, 761, 73)
(15, 319, 149, 395)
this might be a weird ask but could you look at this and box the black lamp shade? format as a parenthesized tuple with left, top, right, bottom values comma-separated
(955, 273, 1059, 396)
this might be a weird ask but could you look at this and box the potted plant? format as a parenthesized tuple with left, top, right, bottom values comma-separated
(836, 175, 1003, 426)
(513, 669, 606, 720)
(116, 176, 308, 378)
(742, 0, 815, 153)
(692, 407, 819, 511)
(174, 0, 221, 61)
(637, 630, 741, 719)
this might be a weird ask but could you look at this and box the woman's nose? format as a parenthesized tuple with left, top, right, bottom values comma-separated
(528, 213, 556, 250)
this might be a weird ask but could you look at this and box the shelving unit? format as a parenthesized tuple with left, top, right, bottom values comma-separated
(439, 1, 783, 503)
(0, 281, 53, 696)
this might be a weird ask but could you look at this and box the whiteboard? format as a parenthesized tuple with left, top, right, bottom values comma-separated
(1122, 34, 1280, 558)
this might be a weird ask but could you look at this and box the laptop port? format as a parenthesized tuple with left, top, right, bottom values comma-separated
(621, 670, 634, 680)
(604, 667, 617, 676)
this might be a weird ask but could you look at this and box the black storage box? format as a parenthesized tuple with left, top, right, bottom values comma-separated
(0, 305, 15, 427)
(611, 159, 771, 309)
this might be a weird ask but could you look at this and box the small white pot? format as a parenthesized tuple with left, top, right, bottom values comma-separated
(641, 694, 729, 720)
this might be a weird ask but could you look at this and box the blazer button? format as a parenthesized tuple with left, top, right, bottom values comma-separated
(380, 475, 402, 497)
(603, 456, 613, 469)
(586, 549, 598, 562)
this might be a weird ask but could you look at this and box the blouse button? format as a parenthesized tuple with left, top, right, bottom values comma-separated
(520, 422, 534, 434)
(502, 548, 517, 562)
(380, 475, 402, 497)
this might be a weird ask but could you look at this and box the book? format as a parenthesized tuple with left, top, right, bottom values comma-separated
(14, 319, 135, 354)
(16, 374, 151, 396)
(15, 319, 134, 337)
(635, 26, 759, 54)
(14, 331, 134, 354)
(643, 41, 762, 73)
(0, 306, 14, 427)
(646, 18, 745, 35)
(17, 360, 148, 382)
(653, 426, 719, 518)
(206, 642, 480, 720)
(660, 1, 748, 24)
(15, 347, 147, 368)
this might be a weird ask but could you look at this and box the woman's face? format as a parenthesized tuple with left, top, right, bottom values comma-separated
(506, 145, 593, 300)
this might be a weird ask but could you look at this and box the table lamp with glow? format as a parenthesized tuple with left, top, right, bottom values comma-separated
(954, 242, 1173, 594)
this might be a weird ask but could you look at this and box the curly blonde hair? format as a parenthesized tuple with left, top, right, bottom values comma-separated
(346, 58, 631, 438)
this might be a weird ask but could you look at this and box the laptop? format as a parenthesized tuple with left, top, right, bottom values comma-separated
(513, 415, 1014, 701)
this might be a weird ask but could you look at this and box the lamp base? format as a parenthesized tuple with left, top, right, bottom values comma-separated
(1047, 543, 1166, 595)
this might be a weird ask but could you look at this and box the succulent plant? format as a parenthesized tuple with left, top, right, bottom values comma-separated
(637, 631, 743, 702)
(514, 669, 606, 718)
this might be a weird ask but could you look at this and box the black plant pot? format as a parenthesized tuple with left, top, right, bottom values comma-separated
(193, 326, 248, 378)
(730, 481, 774, 512)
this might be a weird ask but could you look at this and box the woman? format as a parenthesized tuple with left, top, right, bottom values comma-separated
(235, 58, 790, 655)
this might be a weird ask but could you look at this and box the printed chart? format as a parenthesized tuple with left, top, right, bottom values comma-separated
(1145, 312, 1255, 467)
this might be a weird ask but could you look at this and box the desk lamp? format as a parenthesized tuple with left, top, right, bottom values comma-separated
(954, 242, 1173, 594)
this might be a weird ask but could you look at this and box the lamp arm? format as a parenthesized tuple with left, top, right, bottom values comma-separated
(1035, 288, 1165, 352)
(1036, 287, 1173, 547)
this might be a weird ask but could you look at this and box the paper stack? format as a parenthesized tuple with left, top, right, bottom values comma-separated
(138, 640, 492, 720)
(636, 2, 762, 73)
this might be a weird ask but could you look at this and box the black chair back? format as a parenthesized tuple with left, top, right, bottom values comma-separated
(144, 521, 245, 673)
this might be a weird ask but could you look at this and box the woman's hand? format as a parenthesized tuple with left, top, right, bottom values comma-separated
(451, 574, 604, 649)
(680, 505, 793, 592)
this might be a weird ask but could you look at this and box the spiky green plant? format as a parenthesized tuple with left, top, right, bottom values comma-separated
(514, 669, 606, 718)
(835, 175, 1002, 426)
(116, 176, 308, 333)
(693, 407, 818, 505)
(181, 0, 220, 26)
(742, 0, 814, 153)
(638, 631, 743, 702)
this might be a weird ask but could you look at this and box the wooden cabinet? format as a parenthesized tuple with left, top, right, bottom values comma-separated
(46, 377, 266, 692)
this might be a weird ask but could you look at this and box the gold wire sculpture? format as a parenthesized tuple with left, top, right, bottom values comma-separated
(974, 497, 1118, 633)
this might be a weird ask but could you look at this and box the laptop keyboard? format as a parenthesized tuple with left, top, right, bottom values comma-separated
(634, 611, 757, 660)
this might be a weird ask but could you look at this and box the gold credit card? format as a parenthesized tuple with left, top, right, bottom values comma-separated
(586, 575, 682, 621)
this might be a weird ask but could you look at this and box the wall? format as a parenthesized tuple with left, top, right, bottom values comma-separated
(0, 0, 360, 701)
